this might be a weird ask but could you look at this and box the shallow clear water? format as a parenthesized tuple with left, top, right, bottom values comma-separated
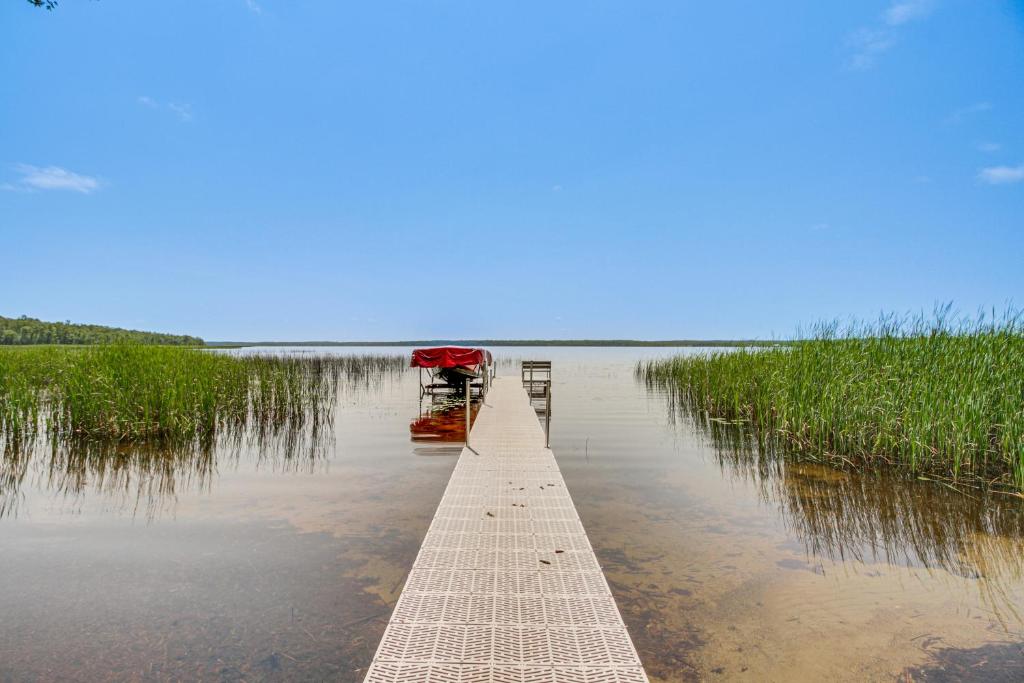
(1, 347, 1022, 682)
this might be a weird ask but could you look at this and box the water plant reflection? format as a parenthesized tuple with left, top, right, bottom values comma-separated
(653, 383, 1024, 616)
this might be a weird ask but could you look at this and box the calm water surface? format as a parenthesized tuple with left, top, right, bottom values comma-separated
(1, 347, 1022, 682)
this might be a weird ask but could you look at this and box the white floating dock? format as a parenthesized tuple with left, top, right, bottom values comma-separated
(365, 377, 648, 682)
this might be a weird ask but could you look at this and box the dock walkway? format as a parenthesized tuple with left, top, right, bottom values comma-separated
(366, 377, 647, 682)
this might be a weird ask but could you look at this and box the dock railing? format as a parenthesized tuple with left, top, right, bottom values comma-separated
(521, 360, 551, 398)
(521, 360, 552, 448)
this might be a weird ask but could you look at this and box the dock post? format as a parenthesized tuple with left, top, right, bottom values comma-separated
(465, 377, 471, 448)
(545, 380, 551, 448)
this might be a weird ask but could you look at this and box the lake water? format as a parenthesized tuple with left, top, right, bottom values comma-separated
(1, 347, 1022, 682)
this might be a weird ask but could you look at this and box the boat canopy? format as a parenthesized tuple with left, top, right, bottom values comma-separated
(411, 346, 492, 369)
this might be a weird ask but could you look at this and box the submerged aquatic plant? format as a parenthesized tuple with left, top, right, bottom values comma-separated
(638, 308, 1024, 489)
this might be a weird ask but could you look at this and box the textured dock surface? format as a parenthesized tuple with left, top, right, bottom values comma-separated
(365, 377, 647, 682)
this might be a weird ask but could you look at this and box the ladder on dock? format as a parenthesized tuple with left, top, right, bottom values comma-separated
(365, 376, 648, 682)
(521, 360, 552, 401)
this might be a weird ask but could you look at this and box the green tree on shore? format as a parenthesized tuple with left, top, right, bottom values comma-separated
(0, 315, 203, 346)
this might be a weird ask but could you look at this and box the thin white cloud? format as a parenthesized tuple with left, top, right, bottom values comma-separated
(945, 101, 992, 125)
(978, 164, 1024, 185)
(137, 96, 194, 122)
(847, 29, 896, 70)
(846, 1, 934, 70)
(6, 164, 101, 194)
(885, 0, 933, 26)
(244, 0, 262, 14)
(976, 141, 1001, 153)
(168, 102, 193, 122)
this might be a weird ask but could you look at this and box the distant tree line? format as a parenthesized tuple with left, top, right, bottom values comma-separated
(0, 315, 204, 346)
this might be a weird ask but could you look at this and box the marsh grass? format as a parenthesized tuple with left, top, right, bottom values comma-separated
(639, 310, 1024, 489)
(0, 345, 404, 442)
(0, 345, 406, 517)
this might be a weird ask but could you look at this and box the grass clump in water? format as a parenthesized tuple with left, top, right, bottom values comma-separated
(638, 309, 1024, 489)
(0, 346, 405, 517)
(0, 345, 405, 444)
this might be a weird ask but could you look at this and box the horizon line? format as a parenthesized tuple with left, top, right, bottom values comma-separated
(206, 338, 782, 348)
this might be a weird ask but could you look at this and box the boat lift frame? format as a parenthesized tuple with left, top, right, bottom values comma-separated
(417, 359, 495, 399)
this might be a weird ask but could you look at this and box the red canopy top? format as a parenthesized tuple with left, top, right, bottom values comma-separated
(410, 346, 492, 369)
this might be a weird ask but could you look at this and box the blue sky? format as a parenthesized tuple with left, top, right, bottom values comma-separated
(1, 1, 1022, 341)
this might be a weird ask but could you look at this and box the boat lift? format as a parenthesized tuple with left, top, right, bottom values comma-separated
(411, 346, 494, 399)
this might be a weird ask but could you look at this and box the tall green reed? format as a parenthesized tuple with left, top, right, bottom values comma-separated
(639, 309, 1024, 489)
(0, 345, 406, 443)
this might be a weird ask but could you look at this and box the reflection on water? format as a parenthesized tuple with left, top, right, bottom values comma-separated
(0, 431, 341, 520)
(2, 439, 217, 519)
(0, 385, 476, 521)
(678, 394, 1024, 599)
(1, 347, 1023, 682)
(409, 392, 480, 445)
